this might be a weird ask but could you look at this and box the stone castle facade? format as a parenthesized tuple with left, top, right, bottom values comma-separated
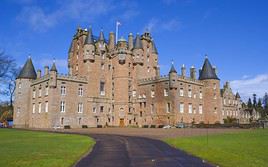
(14, 27, 245, 128)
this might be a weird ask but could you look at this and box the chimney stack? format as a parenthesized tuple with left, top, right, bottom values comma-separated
(108, 31, 115, 50)
(181, 64, 186, 77)
(190, 66, 196, 79)
(44, 66, 49, 75)
(128, 33, 133, 50)
(37, 69, 41, 78)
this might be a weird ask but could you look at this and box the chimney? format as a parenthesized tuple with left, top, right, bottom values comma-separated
(37, 69, 41, 78)
(181, 64, 186, 77)
(44, 66, 49, 75)
(190, 66, 196, 79)
(108, 31, 115, 50)
(128, 33, 133, 50)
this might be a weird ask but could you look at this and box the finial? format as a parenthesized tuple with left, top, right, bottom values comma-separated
(53, 58, 56, 63)
(182, 64, 185, 68)
(191, 65, 195, 68)
(28, 54, 31, 59)
(205, 54, 208, 59)
(171, 59, 174, 65)
(129, 32, 133, 36)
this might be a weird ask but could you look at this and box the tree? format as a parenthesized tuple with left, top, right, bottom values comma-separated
(247, 98, 253, 115)
(0, 51, 14, 79)
(256, 98, 264, 118)
(263, 93, 268, 118)
(253, 94, 257, 109)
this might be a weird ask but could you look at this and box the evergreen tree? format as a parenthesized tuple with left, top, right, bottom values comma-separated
(247, 98, 253, 115)
(253, 94, 257, 109)
(257, 98, 264, 118)
(263, 93, 268, 118)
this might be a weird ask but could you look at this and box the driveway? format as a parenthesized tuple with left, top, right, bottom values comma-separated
(75, 134, 214, 167)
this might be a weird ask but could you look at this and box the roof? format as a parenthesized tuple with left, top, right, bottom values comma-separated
(84, 28, 94, 45)
(199, 57, 219, 80)
(98, 30, 105, 42)
(50, 62, 57, 72)
(134, 34, 142, 49)
(236, 92, 241, 99)
(17, 57, 37, 79)
(68, 42, 73, 53)
(151, 40, 158, 54)
(169, 64, 177, 73)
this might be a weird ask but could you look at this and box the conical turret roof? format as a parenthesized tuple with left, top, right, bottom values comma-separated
(134, 34, 142, 49)
(236, 92, 241, 99)
(98, 30, 105, 42)
(85, 28, 94, 45)
(17, 57, 37, 79)
(169, 64, 177, 73)
(199, 57, 219, 80)
(50, 61, 57, 72)
(151, 40, 158, 54)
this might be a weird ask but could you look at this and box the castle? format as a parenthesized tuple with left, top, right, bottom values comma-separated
(13, 27, 248, 128)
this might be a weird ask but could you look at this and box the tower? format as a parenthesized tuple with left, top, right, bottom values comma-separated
(169, 63, 177, 89)
(83, 27, 95, 62)
(13, 57, 37, 128)
(49, 61, 57, 88)
(199, 56, 221, 123)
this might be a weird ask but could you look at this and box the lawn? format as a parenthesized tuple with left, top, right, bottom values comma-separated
(0, 129, 95, 167)
(165, 129, 268, 167)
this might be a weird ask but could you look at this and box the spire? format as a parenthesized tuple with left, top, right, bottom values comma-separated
(17, 57, 37, 79)
(236, 92, 241, 99)
(199, 57, 219, 80)
(85, 27, 94, 45)
(169, 61, 177, 73)
(50, 60, 57, 72)
(151, 40, 158, 54)
(98, 29, 105, 42)
(133, 34, 142, 49)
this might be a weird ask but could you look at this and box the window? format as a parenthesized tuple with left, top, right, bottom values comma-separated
(132, 90, 136, 97)
(199, 105, 203, 114)
(78, 103, 83, 113)
(147, 67, 150, 73)
(45, 102, 48, 113)
(164, 89, 168, 97)
(38, 89, 42, 97)
(32, 104, 35, 113)
(78, 88, 83, 96)
(180, 88, 184, 97)
(193, 94, 196, 99)
(61, 86, 66, 95)
(199, 91, 203, 99)
(214, 93, 217, 99)
(33, 90, 36, 98)
(151, 104, 154, 113)
(92, 107, 96, 113)
(224, 98, 226, 105)
(38, 103, 42, 113)
(188, 89, 192, 98)
(17, 107, 20, 113)
(101, 63, 104, 70)
(228, 99, 231, 104)
(76, 64, 78, 71)
(188, 104, 192, 114)
(166, 103, 171, 113)
(60, 101, 65, 112)
(179, 103, 184, 113)
(45, 87, 49, 96)
(100, 106, 104, 112)
(213, 83, 216, 90)
(151, 90, 155, 98)
(18, 83, 22, 89)
(100, 82, 105, 95)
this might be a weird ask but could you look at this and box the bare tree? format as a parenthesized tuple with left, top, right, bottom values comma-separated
(0, 51, 14, 79)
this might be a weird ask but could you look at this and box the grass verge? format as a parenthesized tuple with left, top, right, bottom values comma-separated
(0, 129, 95, 167)
(165, 129, 268, 167)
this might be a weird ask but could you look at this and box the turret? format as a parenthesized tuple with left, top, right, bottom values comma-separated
(133, 34, 143, 65)
(14, 57, 37, 128)
(190, 66, 196, 80)
(83, 27, 95, 61)
(151, 40, 158, 55)
(37, 69, 41, 78)
(117, 37, 127, 64)
(181, 64, 186, 77)
(169, 63, 177, 89)
(128, 33, 133, 50)
(97, 30, 106, 55)
(49, 61, 57, 88)
(108, 31, 115, 51)
(199, 56, 221, 123)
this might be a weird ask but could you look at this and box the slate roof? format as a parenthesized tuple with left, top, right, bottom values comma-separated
(17, 57, 37, 79)
(169, 64, 177, 73)
(50, 62, 57, 72)
(199, 58, 219, 80)
(151, 40, 158, 54)
(85, 28, 94, 45)
(134, 34, 142, 49)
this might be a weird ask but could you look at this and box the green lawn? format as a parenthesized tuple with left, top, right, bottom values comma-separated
(165, 129, 268, 167)
(0, 129, 95, 167)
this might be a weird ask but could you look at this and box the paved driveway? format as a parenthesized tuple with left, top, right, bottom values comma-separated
(75, 134, 214, 167)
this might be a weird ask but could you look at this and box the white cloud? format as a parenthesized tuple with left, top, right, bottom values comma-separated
(17, 0, 114, 31)
(143, 18, 181, 33)
(230, 74, 268, 100)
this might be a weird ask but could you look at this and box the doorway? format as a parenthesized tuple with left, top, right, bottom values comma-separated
(119, 119, 124, 127)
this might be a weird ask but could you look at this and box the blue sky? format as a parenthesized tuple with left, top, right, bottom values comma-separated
(0, 0, 268, 100)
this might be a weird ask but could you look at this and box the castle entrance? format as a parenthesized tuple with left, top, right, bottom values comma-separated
(119, 119, 124, 127)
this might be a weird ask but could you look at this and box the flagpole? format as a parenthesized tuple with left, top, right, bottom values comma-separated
(116, 22, 119, 44)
